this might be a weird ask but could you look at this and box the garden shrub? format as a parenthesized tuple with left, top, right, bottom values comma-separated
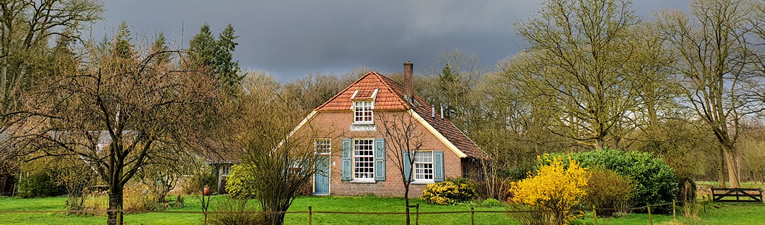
(545, 149, 678, 213)
(209, 198, 264, 225)
(16, 170, 65, 198)
(583, 168, 633, 217)
(510, 155, 589, 225)
(123, 184, 161, 212)
(479, 198, 500, 207)
(675, 177, 696, 204)
(180, 164, 218, 195)
(421, 178, 477, 205)
(508, 205, 548, 225)
(226, 164, 257, 199)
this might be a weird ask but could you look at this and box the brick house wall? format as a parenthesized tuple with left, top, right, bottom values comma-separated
(302, 111, 463, 198)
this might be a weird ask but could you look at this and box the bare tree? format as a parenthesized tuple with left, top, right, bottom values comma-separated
(16, 38, 219, 225)
(658, 0, 762, 187)
(222, 74, 323, 225)
(511, 0, 644, 149)
(378, 111, 425, 225)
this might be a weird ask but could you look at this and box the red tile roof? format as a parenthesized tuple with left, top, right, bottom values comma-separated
(315, 72, 486, 159)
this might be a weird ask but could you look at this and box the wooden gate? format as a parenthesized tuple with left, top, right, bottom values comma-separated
(711, 188, 764, 203)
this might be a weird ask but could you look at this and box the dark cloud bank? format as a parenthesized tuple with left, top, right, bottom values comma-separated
(96, 0, 690, 81)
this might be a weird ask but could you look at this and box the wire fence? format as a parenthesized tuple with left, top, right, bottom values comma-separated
(0, 200, 707, 225)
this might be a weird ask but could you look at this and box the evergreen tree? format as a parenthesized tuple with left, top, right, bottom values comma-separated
(115, 22, 133, 59)
(214, 24, 243, 91)
(188, 23, 217, 73)
(188, 23, 242, 94)
(151, 32, 170, 64)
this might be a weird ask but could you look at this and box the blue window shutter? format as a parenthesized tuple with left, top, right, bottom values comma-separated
(374, 138, 386, 181)
(341, 138, 352, 181)
(434, 151, 444, 182)
(403, 151, 411, 182)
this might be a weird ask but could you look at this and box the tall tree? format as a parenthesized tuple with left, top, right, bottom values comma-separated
(658, 0, 761, 187)
(214, 24, 242, 91)
(0, 0, 102, 136)
(188, 23, 242, 94)
(18, 36, 219, 225)
(188, 24, 216, 69)
(511, 0, 642, 149)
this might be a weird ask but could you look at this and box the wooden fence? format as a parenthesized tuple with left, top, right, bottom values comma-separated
(0, 200, 695, 225)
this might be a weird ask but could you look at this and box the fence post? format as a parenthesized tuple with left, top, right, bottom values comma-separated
(647, 205, 653, 225)
(672, 200, 676, 220)
(471, 207, 475, 225)
(308, 206, 312, 225)
(415, 204, 420, 225)
(592, 207, 597, 225)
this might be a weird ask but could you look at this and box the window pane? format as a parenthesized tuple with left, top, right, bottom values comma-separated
(353, 101, 373, 123)
(353, 139, 374, 179)
(414, 152, 433, 181)
(314, 139, 331, 153)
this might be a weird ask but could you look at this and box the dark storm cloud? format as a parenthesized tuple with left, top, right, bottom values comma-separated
(96, 0, 691, 81)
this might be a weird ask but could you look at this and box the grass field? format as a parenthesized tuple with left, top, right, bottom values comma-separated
(696, 181, 765, 189)
(0, 195, 763, 224)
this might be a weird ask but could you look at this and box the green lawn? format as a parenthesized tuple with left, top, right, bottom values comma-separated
(0, 195, 763, 224)
(696, 181, 765, 189)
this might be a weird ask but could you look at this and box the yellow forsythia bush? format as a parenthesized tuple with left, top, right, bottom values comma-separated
(509, 155, 590, 225)
(421, 179, 476, 205)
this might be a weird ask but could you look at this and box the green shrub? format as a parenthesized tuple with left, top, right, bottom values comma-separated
(544, 149, 678, 213)
(479, 198, 501, 207)
(421, 178, 477, 205)
(226, 164, 257, 199)
(17, 170, 65, 198)
(584, 168, 633, 217)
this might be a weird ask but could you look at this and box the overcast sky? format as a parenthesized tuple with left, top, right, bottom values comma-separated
(94, 0, 692, 81)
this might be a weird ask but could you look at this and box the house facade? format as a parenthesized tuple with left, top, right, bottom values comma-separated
(293, 61, 486, 197)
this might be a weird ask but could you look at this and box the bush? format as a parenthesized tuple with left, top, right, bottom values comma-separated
(545, 149, 678, 213)
(675, 177, 696, 204)
(226, 164, 257, 199)
(209, 198, 264, 225)
(510, 155, 589, 225)
(421, 178, 477, 205)
(123, 184, 161, 212)
(508, 205, 548, 225)
(16, 169, 65, 198)
(583, 168, 633, 217)
(180, 164, 218, 195)
(479, 198, 501, 207)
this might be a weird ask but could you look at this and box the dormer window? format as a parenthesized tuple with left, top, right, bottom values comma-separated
(353, 101, 373, 124)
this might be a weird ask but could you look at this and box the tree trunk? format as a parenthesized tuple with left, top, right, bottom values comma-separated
(721, 144, 741, 188)
(718, 147, 726, 187)
(405, 185, 411, 225)
(107, 184, 124, 225)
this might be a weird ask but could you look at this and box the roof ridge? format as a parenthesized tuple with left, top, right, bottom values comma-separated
(370, 73, 410, 110)
(314, 71, 375, 111)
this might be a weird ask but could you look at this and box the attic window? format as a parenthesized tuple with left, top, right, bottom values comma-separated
(353, 101, 373, 124)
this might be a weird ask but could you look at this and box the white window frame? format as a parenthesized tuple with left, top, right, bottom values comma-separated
(413, 151, 435, 184)
(353, 101, 374, 124)
(314, 138, 331, 155)
(352, 139, 375, 182)
(222, 165, 231, 176)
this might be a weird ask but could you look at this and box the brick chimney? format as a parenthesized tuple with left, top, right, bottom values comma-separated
(403, 61, 413, 100)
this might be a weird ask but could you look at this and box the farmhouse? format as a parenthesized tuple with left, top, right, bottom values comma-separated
(292, 61, 486, 197)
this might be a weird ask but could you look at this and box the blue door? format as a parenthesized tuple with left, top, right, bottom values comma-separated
(314, 156, 330, 195)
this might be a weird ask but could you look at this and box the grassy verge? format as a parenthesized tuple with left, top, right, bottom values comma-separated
(1, 195, 763, 224)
